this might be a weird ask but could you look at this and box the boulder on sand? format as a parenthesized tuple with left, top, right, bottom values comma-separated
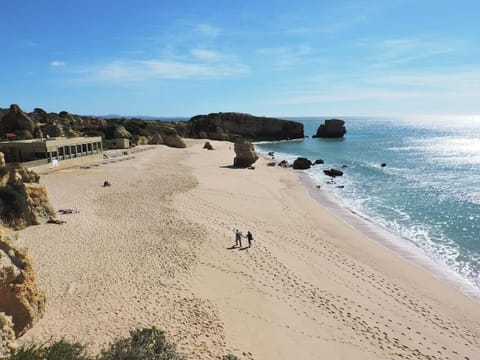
(203, 141, 214, 150)
(233, 138, 258, 168)
(292, 157, 313, 170)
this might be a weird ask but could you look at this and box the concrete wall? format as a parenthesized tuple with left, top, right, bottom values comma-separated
(27, 153, 104, 173)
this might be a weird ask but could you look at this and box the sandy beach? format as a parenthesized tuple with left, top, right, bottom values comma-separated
(17, 140, 480, 359)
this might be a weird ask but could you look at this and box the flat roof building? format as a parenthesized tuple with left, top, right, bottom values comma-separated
(0, 136, 103, 170)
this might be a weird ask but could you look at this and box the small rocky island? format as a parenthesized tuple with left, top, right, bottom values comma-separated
(313, 119, 346, 138)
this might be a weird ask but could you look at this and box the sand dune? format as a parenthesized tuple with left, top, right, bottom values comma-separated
(17, 140, 480, 359)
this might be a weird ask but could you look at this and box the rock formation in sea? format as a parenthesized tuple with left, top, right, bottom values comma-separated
(324, 168, 344, 177)
(185, 112, 304, 141)
(313, 119, 346, 138)
(233, 138, 258, 168)
(0, 153, 56, 230)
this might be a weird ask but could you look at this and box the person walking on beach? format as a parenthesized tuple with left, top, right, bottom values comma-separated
(246, 231, 253, 248)
(234, 229, 243, 247)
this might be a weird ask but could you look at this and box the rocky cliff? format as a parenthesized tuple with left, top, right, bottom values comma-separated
(0, 104, 186, 150)
(0, 229, 46, 335)
(185, 112, 304, 141)
(0, 154, 50, 357)
(0, 228, 46, 357)
(0, 153, 56, 230)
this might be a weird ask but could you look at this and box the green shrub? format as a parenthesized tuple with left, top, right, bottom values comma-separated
(10, 340, 91, 360)
(99, 327, 184, 360)
(222, 354, 240, 360)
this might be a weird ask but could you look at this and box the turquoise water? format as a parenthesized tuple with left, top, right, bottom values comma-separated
(255, 116, 480, 291)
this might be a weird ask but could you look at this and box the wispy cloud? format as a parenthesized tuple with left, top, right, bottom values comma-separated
(358, 37, 468, 68)
(50, 60, 65, 67)
(194, 24, 221, 38)
(190, 49, 222, 61)
(81, 58, 248, 82)
(256, 45, 316, 70)
(264, 66, 480, 111)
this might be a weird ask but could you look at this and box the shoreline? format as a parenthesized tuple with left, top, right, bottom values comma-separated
(16, 140, 480, 359)
(299, 172, 480, 301)
(257, 148, 480, 302)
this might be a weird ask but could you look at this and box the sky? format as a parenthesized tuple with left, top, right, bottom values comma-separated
(1, 0, 480, 117)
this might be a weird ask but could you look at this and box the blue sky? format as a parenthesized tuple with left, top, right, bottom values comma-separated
(1, 0, 480, 117)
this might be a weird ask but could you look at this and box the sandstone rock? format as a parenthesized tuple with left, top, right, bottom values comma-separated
(0, 313, 16, 358)
(293, 157, 313, 170)
(0, 105, 35, 136)
(0, 159, 55, 230)
(132, 135, 150, 145)
(113, 125, 132, 139)
(324, 168, 344, 177)
(203, 141, 214, 150)
(313, 119, 346, 138)
(64, 127, 81, 138)
(164, 134, 186, 148)
(42, 123, 64, 137)
(188, 112, 304, 141)
(0, 229, 46, 337)
(233, 139, 258, 168)
(208, 126, 229, 141)
(149, 133, 165, 145)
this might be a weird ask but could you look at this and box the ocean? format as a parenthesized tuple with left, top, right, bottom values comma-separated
(255, 116, 480, 296)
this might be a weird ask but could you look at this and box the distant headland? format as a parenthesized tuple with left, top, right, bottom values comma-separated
(0, 105, 305, 149)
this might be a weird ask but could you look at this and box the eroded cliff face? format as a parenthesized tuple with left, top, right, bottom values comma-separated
(0, 313, 16, 358)
(187, 112, 304, 141)
(0, 153, 49, 357)
(0, 229, 46, 356)
(0, 153, 55, 230)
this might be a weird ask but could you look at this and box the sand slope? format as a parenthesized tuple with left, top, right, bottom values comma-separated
(17, 141, 480, 360)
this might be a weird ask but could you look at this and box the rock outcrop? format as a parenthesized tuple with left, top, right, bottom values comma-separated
(0, 105, 35, 138)
(233, 139, 258, 168)
(0, 313, 16, 358)
(324, 168, 344, 177)
(203, 141, 214, 150)
(164, 134, 186, 148)
(113, 125, 132, 139)
(0, 153, 55, 230)
(149, 133, 165, 145)
(293, 157, 313, 170)
(313, 119, 346, 138)
(0, 229, 46, 353)
(186, 112, 304, 141)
